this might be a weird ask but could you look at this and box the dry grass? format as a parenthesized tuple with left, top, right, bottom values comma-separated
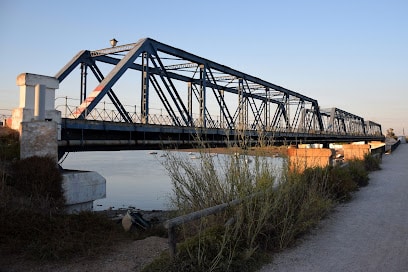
(145, 145, 377, 272)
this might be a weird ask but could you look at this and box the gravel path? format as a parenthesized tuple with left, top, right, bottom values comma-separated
(260, 143, 408, 272)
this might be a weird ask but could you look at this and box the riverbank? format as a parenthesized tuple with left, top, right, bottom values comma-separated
(177, 145, 288, 157)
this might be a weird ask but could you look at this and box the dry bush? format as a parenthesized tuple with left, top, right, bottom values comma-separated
(10, 156, 65, 213)
(160, 148, 279, 271)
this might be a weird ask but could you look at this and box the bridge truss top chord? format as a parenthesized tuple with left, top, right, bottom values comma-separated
(55, 37, 383, 142)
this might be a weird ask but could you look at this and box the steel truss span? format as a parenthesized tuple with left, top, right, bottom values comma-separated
(55, 37, 384, 149)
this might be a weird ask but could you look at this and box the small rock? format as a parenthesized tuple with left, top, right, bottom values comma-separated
(122, 212, 133, 232)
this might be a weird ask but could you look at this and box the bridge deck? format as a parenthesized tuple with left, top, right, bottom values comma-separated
(59, 118, 385, 153)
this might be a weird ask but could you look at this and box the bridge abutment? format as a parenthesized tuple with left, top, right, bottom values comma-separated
(12, 73, 106, 213)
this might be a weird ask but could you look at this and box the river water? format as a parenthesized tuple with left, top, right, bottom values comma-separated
(61, 150, 285, 211)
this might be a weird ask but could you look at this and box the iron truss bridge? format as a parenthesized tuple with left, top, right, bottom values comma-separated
(55, 37, 384, 153)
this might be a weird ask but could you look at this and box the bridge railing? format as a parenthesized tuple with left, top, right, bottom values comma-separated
(55, 97, 229, 129)
(55, 97, 380, 137)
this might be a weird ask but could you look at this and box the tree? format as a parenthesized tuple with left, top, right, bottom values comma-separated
(386, 128, 397, 139)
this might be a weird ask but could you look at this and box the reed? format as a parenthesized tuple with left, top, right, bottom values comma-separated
(145, 141, 376, 271)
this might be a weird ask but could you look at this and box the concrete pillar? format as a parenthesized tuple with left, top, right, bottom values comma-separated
(34, 84, 46, 120)
(12, 73, 61, 161)
(12, 73, 61, 130)
(20, 121, 58, 161)
(11, 73, 106, 213)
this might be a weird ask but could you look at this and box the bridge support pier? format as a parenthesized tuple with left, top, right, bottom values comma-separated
(287, 147, 335, 172)
(12, 73, 106, 213)
(342, 143, 370, 160)
(12, 73, 61, 160)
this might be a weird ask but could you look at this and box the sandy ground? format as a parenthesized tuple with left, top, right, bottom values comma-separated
(260, 143, 408, 272)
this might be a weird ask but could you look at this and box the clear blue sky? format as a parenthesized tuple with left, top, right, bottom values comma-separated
(1, 0, 407, 135)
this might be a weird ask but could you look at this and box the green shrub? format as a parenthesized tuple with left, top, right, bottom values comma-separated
(266, 169, 333, 249)
(0, 127, 20, 161)
(327, 166, 358, 201)
(347, 160, 369, 187)
(363, 153, 381, 171)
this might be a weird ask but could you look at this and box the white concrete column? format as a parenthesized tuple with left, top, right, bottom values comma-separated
(12, 73, 61, 161)
(34, 84, 46, 120)
(12, 73, 60, 130)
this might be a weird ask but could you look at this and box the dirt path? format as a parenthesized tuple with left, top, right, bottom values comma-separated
(260, 143, 408, 272)
(0, 236, 168, 272)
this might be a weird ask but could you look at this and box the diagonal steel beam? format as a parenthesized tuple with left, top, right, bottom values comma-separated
(55, 50, 91, 82)
(88, 64, 133, 123)
(70, 38, 148, 119)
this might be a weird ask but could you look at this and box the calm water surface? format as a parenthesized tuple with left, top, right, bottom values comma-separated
(61, 150, 285, 211)
(62, 150, 173, 211)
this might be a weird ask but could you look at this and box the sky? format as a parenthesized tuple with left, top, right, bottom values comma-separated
(0, 0, 407, 135)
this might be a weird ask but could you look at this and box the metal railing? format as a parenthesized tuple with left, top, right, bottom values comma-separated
(55, 97, 381, 137)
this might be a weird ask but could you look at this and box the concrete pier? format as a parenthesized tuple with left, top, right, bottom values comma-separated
(62, 171, 106, 214)
(287, 141, 385, 172)
(11, 73, 106, 213)
(287, 147, 335, 172)
(342, 143, 370, 160)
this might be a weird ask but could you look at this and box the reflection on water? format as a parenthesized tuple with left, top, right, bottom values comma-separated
(61, 150, 285, 211)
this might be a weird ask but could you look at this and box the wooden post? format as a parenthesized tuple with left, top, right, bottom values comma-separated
(168, 226, 176, 258)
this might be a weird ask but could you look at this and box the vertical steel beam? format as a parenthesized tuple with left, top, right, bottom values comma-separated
(199, 64, 206, 128)
(299, 105, 305, 132)
(264, 88, 269, 131)
(141, 52, 150, 124)
(188, 82, 193, 126)
(284, 94, 290, 130)
(80, 63, 87, 104)
(238, 78, 244, 130)
(220, 89, 225, 128)
(329, 107, 336, 133)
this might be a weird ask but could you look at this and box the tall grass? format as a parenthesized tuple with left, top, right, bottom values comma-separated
(145, 147, 377, 272)
(159, 149, 279, 271)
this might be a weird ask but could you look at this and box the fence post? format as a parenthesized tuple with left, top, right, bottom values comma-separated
(168, 226, 177, 257)
(63, 96, 66, 118)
